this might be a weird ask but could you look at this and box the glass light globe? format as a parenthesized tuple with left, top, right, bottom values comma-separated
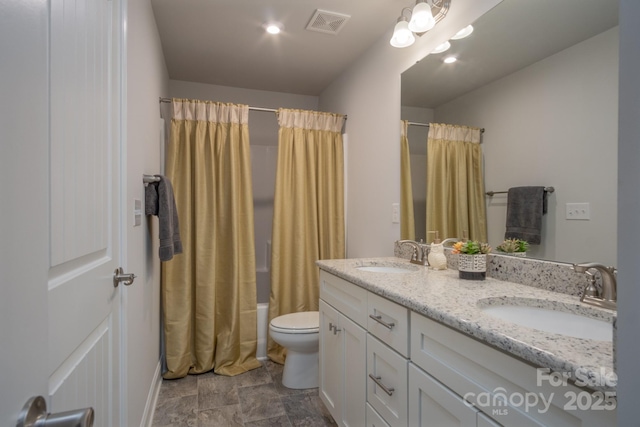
(390, 20, 416, 48)
(408, 2, 435, 33)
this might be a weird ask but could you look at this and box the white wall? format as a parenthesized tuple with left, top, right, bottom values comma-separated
(168, 80, 319, 302)
(125, 0, 169, 425)
(319, 0, 502, 258)
(434, 27, 618, 264)
(617, 0, 640, 423)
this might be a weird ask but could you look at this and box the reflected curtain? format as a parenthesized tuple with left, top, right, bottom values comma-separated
(162, 98, 261, 379)
(426, 123, 487, 242)
(400, 120, 415, 240)
(268, 108, 346, 363)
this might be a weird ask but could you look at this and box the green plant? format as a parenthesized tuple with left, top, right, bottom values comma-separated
(452, 240, 492, 255)
(496, 238, 529, 253)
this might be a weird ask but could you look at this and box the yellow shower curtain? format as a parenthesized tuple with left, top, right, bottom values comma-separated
(267, 108, 346, 364)
(162, 99, 261, 379)
(400, 120, 416, 240)
(426, 123, 487, 242)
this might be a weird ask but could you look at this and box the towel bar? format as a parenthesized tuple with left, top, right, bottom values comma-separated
(143, 174, 161, 186)
(486, 186, 554, 197)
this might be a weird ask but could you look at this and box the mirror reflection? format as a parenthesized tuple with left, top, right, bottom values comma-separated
(401, 0, 619, 265)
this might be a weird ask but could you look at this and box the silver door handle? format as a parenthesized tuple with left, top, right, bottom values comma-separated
(369, 374, 395, 396)
(17, 396, 94, 427)
(113, 267, 136, 287)
(369, 314, 395, 330)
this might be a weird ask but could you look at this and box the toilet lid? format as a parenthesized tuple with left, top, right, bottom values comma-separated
(270, 311, 319, 333)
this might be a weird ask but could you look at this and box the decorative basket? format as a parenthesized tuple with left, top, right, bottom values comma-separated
(458, 254, 486, 280)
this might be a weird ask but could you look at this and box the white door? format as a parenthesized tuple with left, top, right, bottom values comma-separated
(0, 0, 125, 425)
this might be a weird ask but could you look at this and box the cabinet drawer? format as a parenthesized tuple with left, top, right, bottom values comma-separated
(367, 293, 409, 357)
(410, 312, 616, 427)
(320, 270, 368, 327)
(366, 403, 391, 427)
(367, 335, 408, 427)
(408, 363, 478, 427)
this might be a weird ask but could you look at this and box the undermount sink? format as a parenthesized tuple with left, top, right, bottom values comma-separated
(479, 298, 613, 341)
(355, 263, 418, 274)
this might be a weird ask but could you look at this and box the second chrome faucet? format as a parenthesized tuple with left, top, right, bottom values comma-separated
(572, 262, 617, 310)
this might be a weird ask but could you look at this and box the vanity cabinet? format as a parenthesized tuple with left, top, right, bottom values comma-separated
(319, 269, 616, 427)
(319, 271, 367, 427)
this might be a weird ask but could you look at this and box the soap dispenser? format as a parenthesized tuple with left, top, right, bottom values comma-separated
(427, 231, 447, 270)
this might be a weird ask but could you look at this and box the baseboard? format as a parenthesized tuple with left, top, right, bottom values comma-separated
(140, 361, 163, 427)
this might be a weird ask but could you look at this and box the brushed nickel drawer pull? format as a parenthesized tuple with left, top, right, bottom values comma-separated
(369, 374, 395, 396)
(369, 314, 395, 330)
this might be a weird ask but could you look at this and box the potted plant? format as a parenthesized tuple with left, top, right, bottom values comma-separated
(452, 240, 491, 280)
(496, 238, 529, 257)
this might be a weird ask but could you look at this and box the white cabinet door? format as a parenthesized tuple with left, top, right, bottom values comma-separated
(367, 335, 408, 427)
(320, 300, 343, 421)
(320, 299, 367, 427)
(409, 364, 478, 427)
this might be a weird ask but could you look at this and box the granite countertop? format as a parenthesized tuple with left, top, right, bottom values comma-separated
(316, 257, 616, 392)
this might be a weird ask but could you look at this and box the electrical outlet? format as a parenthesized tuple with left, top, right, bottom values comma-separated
(392, 203, 400, 223)
(566, 202, 590, 220)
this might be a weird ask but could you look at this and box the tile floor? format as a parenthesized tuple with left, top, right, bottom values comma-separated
(151, 360, 338, 426)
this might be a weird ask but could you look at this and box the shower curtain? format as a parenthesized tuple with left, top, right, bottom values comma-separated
(162, 98, 261, 379)
(400, 120, 416, 240)
(267, 108, 346, 364)
(426, 123, 487, 242)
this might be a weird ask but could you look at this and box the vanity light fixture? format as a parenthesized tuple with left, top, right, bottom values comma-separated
(390, 0, 451, 48)
(431, 41, 451, 54)
(408, 1, 435, 33)
(264, 23, 283, 35)
(451, 24, 474, 40)
(443, 56, 457, 63)
(390, 12, 416, 48)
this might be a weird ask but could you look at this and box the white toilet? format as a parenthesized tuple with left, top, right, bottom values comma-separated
(269, 311, 320, 389)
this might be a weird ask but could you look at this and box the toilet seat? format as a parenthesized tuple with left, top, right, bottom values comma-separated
(270, 311, 319, 334)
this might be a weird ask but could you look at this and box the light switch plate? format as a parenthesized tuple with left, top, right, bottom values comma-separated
(566, 202, 590, 220)
(392, 203, 400, 224)
(134, 198, 142, 227)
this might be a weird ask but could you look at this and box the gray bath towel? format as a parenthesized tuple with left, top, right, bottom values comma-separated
(145, 175, 183, 261)
(504, 186, 547, 245)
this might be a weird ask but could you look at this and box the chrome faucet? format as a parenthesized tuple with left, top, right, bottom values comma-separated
(397, 240, 429, 266)
(571, 262, 617, 310)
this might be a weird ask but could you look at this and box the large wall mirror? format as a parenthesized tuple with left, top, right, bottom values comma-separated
(401, 0, 619, 265)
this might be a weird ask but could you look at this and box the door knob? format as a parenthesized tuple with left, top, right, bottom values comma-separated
(113, 267, 136, 287)
(17, 396, 94, 427)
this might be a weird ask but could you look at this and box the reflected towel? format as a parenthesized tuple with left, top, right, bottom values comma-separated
(145, 175, 183, 261)
(504, 186, 546, 245)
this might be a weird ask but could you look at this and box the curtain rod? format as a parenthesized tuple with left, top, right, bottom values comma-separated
(408, 121, 485, 133)
(159, 97, 277, 113)
(159, 97, 347, 119)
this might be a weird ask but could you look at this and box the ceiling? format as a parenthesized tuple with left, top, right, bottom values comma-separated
(150, 0, 408, 96)
(151, 0, 619, 104)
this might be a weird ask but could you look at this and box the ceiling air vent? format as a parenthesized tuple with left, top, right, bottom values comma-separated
(306, 9, 351, 35)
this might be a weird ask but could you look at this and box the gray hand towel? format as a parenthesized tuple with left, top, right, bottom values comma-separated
(145, 175, 183, 261)
(504, 186, 546, 245)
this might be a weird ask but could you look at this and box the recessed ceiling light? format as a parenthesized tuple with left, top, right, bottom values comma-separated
(451, 25, 473, 40)
(264, 23, 282, 35)
(444, 56, 457, 64)
(431, 41, 451, 54)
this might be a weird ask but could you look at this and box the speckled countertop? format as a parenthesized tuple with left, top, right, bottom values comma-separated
(316, 257, 616, 392)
